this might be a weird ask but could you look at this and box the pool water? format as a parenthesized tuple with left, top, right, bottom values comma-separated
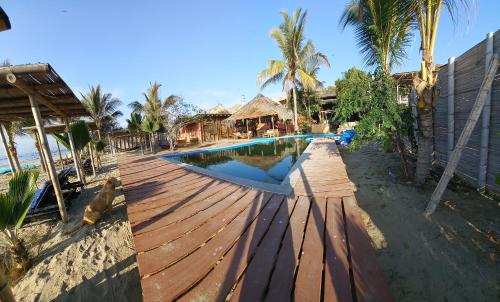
(173, 138, 310, 184)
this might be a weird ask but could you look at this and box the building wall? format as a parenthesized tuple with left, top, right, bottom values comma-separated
(433, 30, 500, 193)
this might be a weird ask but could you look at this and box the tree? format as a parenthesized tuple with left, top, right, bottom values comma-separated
(81, 85, 122, 140)
(3, 121, 26, 171)
(141, 115, 159, 153)
(257, 8, 330, 129)
(333, 67, 372, 123)
(161, 99, 202, 152)
(410, 0, 471, 183)
(52, 121, 91, 174)
(126, 113, 143, 132)
(0, 170, 40, 276)
(340, 0, 413, 73)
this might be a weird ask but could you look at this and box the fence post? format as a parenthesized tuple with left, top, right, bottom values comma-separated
(447, 57, 455, 162)
(478, 32, 494, 191)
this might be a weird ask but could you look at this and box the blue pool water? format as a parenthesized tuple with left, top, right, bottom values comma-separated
(164, 135, 338, 184)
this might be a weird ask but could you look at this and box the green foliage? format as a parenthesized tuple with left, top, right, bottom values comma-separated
(348, 69, 411, 150)
(0, 170, 40, 229)
(334, 68, 372, 123)
(126, 112, 143, 132)
(94, 140, 106, 152)
(80, 85, 122, 135)
(142, 114, 160, 134)
(340, 0, 413, 73)
(51, 121, 91, 152)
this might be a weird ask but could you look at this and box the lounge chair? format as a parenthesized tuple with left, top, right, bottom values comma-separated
(25, 167, 84, 221)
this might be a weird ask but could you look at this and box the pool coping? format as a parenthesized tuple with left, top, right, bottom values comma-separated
(162, 136, 335, 195)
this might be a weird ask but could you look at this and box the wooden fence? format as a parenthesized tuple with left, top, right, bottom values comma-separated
(433, 30, 500, 193)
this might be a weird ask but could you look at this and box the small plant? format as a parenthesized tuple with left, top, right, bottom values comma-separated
(0, 170, 40, 277)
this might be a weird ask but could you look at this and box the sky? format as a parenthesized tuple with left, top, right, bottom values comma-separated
(0, 0, 499, 156)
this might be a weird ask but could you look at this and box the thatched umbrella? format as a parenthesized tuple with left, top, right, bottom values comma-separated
(224, 94, 292, 130)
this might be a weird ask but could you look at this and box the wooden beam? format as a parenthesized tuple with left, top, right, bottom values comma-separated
(6, 73, 67, 117)
(0, 95, 75, 107)
(0, 123, 16, 174)
(447, 57, 455, 162)
(426, 54, 499, 215)
(65, 118, 85, 185)
(28, 94, 68, 222)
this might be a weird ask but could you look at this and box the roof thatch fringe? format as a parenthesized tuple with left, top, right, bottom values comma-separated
(224, 94, 292, 124)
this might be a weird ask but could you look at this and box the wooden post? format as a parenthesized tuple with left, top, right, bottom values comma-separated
(27, 94, 68, 222)
(0, 124, 16, 174)
(56, 139, 64, 168)
(65, 118, 85, 185)
(478, 32, 494, 191)
(410, 88, 418, 144)
(426, 54, 499, 215)
(447, 57, 455, 162)
(32, 131, 47, 172)
(0, 269, 16, 302)
(89, 143, 96, 177)
(2, 124, 21, 171)
(271, 116, 275, 129)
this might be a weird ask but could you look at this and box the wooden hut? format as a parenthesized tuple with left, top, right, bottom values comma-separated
(177, 104, 238, 145)
(224, 94, 293, 138)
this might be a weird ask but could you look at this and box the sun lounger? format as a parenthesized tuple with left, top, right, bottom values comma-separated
(25, 167, 84, 221)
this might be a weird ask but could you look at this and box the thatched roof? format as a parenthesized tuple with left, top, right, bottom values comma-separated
(0, 6, 11, 32)
(224, 94, 292, 123)
(207, 104, 230, 114)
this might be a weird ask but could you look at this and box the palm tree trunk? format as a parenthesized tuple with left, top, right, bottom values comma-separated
(0, 269, 15, 302)
(33, 135, 47, 172)
(2, 229, 31, 277)
(292, 86, 298, 131)
(149, 133, 154, 153)
(6, 133, 21, 171)
(415, 105, 434, 183)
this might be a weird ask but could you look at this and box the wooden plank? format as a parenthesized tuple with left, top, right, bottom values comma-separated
(133, 186, 251, 252)
(228, 197, 300, 302)
(324, 198, 353, 302)
(128, 182, 236, 224)
(179, 195, 292, 302)
(265, 196, 311, 301)
(343, 196, 393, 302)
(294, 197, 327, 302)
(141, 192, 281, 301)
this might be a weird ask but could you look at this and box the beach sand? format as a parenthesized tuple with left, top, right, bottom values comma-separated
(8, 154, 141, 302)
(341, 143, 499, 302)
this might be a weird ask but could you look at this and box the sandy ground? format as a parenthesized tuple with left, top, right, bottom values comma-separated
(6, 154, 141, 302)
(341, 143, 500, 302)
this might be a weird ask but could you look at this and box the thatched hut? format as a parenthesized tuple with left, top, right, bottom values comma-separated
(224, 94, 293, 137)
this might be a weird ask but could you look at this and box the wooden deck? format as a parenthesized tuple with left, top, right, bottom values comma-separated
(118, 139, 393, 302)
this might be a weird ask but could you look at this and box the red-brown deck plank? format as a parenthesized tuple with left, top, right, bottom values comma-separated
(265, 196, 310, 301)
(324, 198, 353, 302)
(141, 193, 281, 301)
(134, 187, 253, 254)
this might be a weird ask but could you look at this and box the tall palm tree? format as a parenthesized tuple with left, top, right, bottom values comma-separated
(257, 8, 330, 129)
(141, 115, 159, 153)
(0, 170, 40, 275)
(129, 82, 181, 127)
(339, 0, 413, 73)
(3, 122, 25, 171)
(81, 85, 123, 140)
(409, 0, 470, 183)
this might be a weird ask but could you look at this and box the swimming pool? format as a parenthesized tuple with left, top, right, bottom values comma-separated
(163, 134, 338, 186)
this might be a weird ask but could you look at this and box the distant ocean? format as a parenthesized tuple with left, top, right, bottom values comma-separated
(0, 148, 71, 168)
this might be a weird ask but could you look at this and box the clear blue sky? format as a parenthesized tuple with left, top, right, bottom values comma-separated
(0, 0, 499, 155)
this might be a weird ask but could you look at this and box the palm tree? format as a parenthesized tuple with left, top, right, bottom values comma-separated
(81, 85, 123, 140)
(126, 112, 143, 132)
(142, 115, 159, 153)
(257, 8, 330, 129)
(339, 0, 413, 73)
(409, 0, 471, 183)
(3, 122, 25, 171)
(0, 170, 40, 275)
(52, 121, 91, 176)
(129, 82, 181, 126)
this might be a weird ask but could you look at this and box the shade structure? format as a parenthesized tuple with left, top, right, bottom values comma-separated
(0, 63, 89, 122)
(0, 63, 91, 222)
(224, 93, 292, 124)
(22, 122, 97, 134)
(0, 6, 10, 32)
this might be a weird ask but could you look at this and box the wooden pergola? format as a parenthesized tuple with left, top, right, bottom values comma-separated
(0, 63, 91, 222)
